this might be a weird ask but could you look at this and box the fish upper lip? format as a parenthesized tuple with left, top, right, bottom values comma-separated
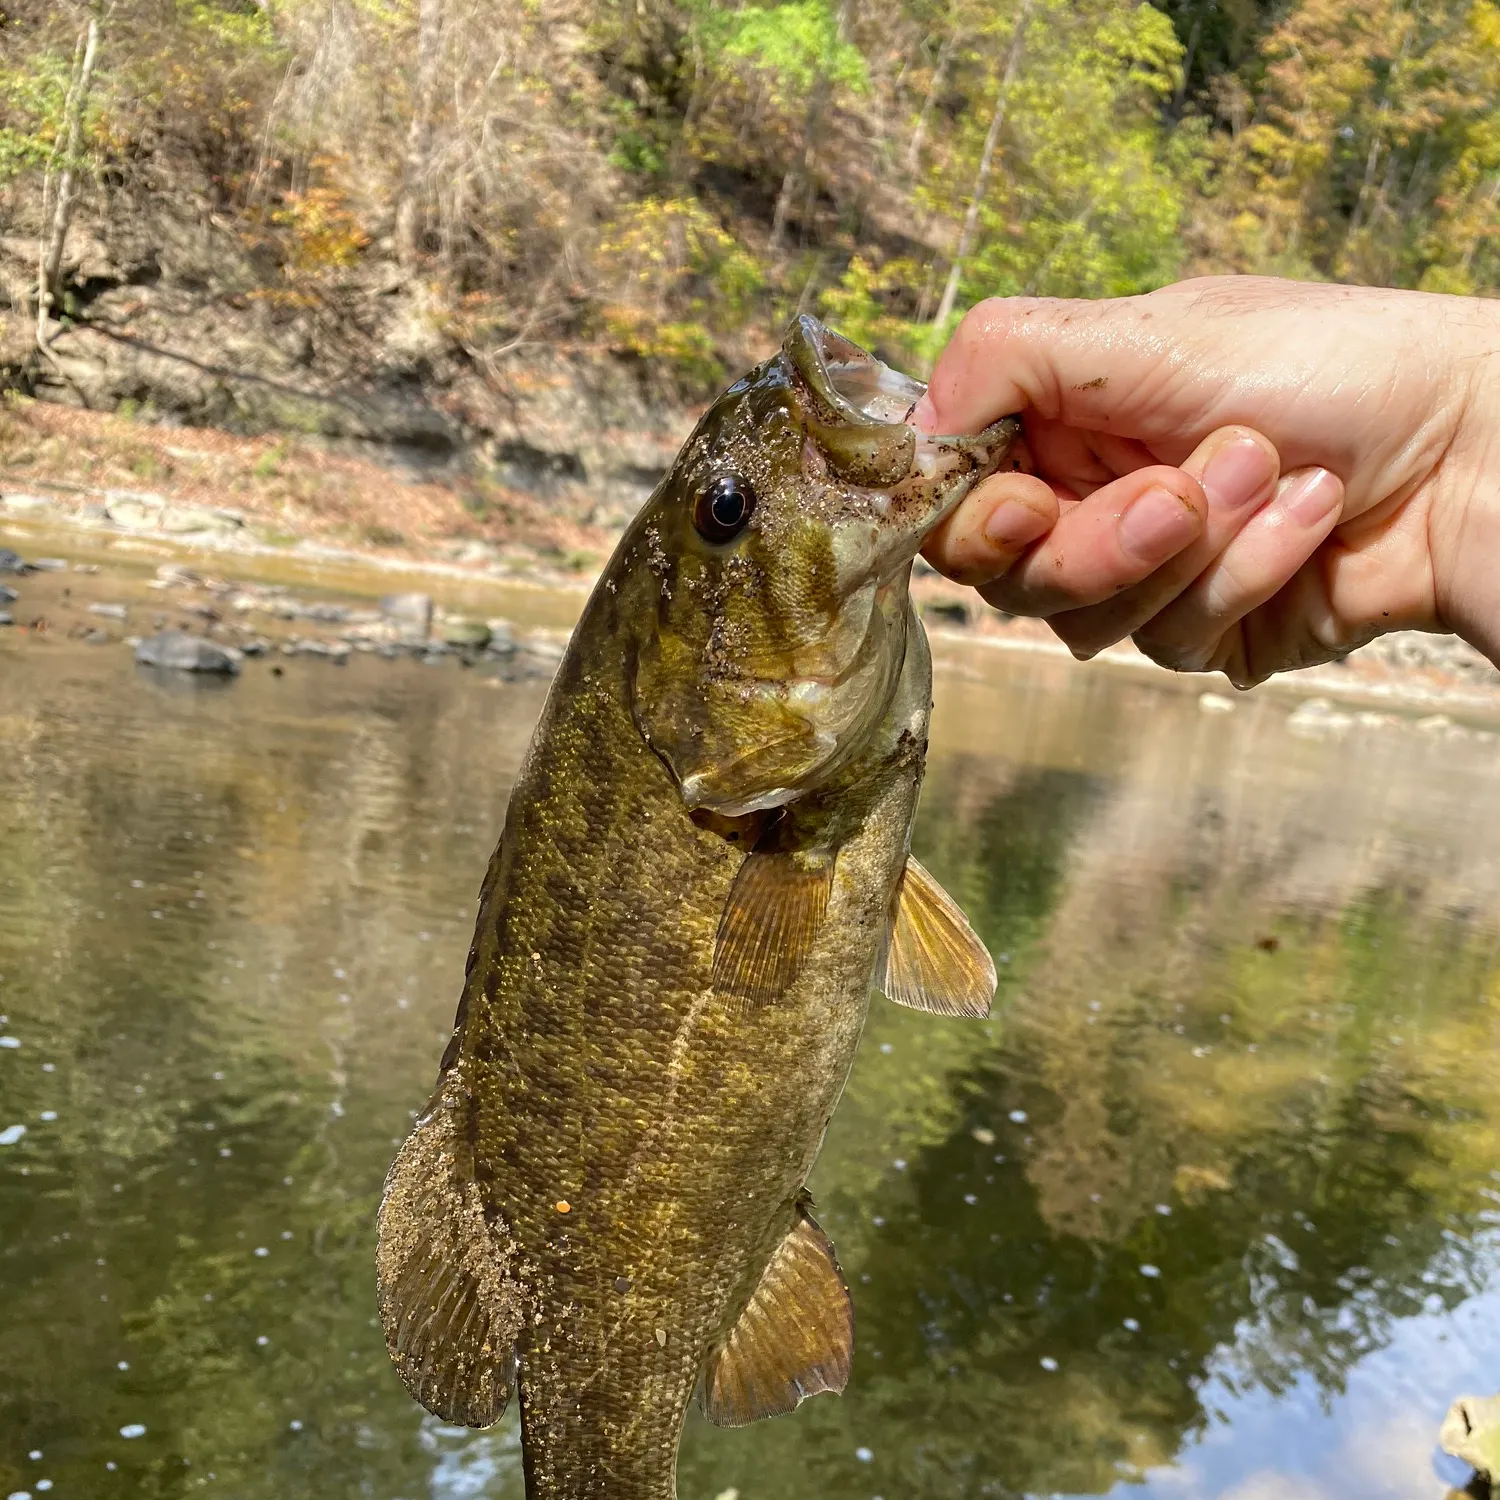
(789, 315, 1020, 503)
(789, 314, 927, 429)
(791, 314, 1017, 445)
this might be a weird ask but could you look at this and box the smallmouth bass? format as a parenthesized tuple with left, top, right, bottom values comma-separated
(377, 317, 1018, 1497)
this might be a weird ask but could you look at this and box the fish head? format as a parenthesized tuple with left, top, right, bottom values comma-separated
(628, 315, 1019, 817)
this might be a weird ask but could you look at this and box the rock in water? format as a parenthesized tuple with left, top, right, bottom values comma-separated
(159, 504, 243, 534)
(441, 617, 492, 649)
(134, 631, 241, 675)
(105, 491, 168, 530)
(380, 592, 433, 644)
(1442, 1394, 1500, 1482)
(0, 548, 28, 574)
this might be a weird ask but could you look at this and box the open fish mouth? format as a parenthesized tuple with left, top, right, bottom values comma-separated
(783, 314, 1020, 542)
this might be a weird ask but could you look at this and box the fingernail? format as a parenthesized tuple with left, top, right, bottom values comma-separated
(910, 393, 937, 432)
(1280, 467, 1342, 525)
(1201, 437, 1276, 513)
(982, 498, 1049, 550)
(1118, 486, 1200, 563)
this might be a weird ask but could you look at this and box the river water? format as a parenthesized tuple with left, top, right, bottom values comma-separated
(3, 538, 1500, 1500)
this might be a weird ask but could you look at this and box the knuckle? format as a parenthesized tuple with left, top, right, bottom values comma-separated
(955, 298, 1007, 348)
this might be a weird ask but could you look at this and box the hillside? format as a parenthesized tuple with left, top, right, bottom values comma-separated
(1, 0, 1497, 532)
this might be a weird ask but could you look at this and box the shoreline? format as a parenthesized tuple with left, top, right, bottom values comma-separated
(6, 478, 1500, 732)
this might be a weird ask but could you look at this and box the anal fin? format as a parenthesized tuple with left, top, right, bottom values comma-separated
(880, 856, 996, 1018)
(712, 851, 833, 1005)
(698, 1199, 854, 1427)
(375, 1085, 523, 1428)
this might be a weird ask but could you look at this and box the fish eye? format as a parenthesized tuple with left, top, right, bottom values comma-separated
(693, 473, 757, 545)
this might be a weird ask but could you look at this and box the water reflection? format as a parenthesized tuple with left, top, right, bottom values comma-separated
(2, 615, 1499, 1500)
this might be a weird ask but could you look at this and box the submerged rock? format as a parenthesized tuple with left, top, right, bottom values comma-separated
(0, 548, 29, 574)
(441, 617, 491, 649)
(1441, 1394, 1500, 1482)
(88, 603, 129, 621)
(134, 630, 241, 675)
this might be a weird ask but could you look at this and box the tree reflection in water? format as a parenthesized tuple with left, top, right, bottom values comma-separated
(2, 629, 1499, 1500)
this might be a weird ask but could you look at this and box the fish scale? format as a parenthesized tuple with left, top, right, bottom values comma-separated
(377, 317, 1017, 1497)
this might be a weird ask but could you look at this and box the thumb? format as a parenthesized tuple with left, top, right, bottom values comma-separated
(913, 290, 1231, 453)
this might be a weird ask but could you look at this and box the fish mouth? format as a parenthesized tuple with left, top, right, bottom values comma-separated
(784, 314, 1020, 541)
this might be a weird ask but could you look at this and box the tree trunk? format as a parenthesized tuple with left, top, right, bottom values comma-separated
(1171, 1, 1205, 118)
(906, 26, 960, 180)
(932, 0, 1031, 328)
(38, 15, 100, 338)
(770, 0, 851, 252)
(395, 0, 444, 270)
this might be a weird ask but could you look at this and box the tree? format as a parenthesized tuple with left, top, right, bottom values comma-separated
(393, 0, 444, 270)
(931, 0, 1031, 327)
(36, 12, 100, 344)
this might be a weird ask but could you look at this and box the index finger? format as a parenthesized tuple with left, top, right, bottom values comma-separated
(914, 295, 1187, 438)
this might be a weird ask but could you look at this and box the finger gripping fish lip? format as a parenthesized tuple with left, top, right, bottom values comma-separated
(788, 313, 1020, 500)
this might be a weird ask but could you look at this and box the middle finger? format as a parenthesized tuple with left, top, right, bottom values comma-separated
(978, 464, 1208, 617)
(1044, 427, 1280, 657)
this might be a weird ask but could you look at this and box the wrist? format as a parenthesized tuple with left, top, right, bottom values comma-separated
(1430, 306, 1500, 668)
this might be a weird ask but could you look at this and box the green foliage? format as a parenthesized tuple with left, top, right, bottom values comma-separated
(175, 0, 279, 52)
(819, 256, 947, 369)
(596, 196, 765, 376)
(0, 0, 1496, 399)
(926, 0, 1189, 306)
(723, 0, 869, 97)
(0, 46, 78, 181)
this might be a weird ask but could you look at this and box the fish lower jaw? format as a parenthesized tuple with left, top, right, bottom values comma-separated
(679, 775, 799, 817)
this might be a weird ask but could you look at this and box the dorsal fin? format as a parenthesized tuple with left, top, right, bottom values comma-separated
(698, 1200, 854, 1427)
(712, 851, 833, 1005)
(880, 856, 996, 1018)
(375, 1085, 524, 1428)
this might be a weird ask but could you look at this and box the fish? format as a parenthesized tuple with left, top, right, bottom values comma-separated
(375, 315, 1019, 1498)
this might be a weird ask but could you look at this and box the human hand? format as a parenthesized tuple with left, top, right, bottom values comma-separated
(917, 276, 1500, 684)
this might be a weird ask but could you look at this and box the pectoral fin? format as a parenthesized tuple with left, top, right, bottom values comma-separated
(712, 852, 833, 1004)
(880, 856, 996, 1019)
(698, 1200, 854, 1427)
(375, 1086, 523, 1428)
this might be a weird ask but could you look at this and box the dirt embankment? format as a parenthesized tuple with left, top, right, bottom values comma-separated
(1, 215, 703, 559)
